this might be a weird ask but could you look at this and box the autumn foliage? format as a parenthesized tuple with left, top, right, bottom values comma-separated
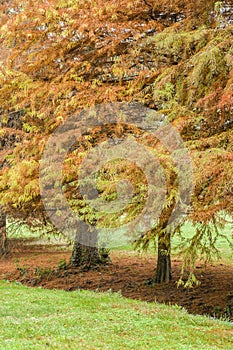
(0, 0, 232, 280)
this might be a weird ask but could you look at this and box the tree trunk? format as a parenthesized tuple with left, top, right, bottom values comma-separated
(71, 241, 101, 270)
(155, 232, 172, 283)
(154, 182, 176, 283)
(70, 221, 108, 270)
(0, 208, 8, 256)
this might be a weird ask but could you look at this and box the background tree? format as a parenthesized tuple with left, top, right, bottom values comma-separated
(0, 0, 232, 281)
(0, 206, 7, 254)
(0, 108, 25, 254)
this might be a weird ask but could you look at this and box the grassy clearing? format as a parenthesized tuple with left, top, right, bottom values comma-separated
(172, 221, 233, 263)
(113, 221, 233, 263)
(7, 218, 233, 263)
(6, 220, 70, 246)
(0, 281, 232, 350)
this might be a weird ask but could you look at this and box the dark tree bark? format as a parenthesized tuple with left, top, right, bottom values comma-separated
(71, 241, 101, 270)
(154, 190, 176, 283)
(155, 232, 172, 283)
(0, 207, 8, 256)
(70, 221, 109, 270)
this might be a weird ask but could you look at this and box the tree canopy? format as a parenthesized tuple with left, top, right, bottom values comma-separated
(0, 0, 232, 282)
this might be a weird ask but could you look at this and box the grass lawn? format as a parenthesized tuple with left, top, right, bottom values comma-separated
(170, 221, 233, 263)
(112, 221, 233, 264)
(8, 217, 232, 262)
(0, 281, 232, 350)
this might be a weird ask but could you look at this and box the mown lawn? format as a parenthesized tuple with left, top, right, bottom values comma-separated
(112, 221, 233, 265)
(172, 221, 233, 263)
(8, 219, 233, 264)
(0, 281, 232, 350)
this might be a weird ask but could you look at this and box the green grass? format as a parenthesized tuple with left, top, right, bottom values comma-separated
(7, 218, 233, 262)
(6, 220, 70, 246)
(0, 281, 232, 350)
(172, 221, 233, 263)
(113, 222, 233, 264)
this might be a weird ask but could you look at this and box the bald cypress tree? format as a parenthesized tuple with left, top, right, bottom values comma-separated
(0, 0, 232, 278)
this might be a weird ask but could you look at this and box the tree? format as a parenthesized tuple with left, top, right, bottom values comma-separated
(0, 109, 25, 255)
(0, 206, 7, 255)
(0, 0, 232, 281)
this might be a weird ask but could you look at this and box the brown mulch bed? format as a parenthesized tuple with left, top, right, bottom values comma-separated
(0, 242, 232, 321)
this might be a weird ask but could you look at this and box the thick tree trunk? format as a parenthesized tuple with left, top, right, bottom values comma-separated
(71, 241, 101, 270)
(70, 221, 108, 270)
(154, 186, 176, 283)
(155, 232, 172, 283)
(0, 208, 8, 256)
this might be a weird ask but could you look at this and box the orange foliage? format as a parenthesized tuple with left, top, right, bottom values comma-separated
(0, 0, 232, 227)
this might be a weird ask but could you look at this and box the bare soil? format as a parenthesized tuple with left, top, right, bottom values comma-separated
(0, 241, 232, 321)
